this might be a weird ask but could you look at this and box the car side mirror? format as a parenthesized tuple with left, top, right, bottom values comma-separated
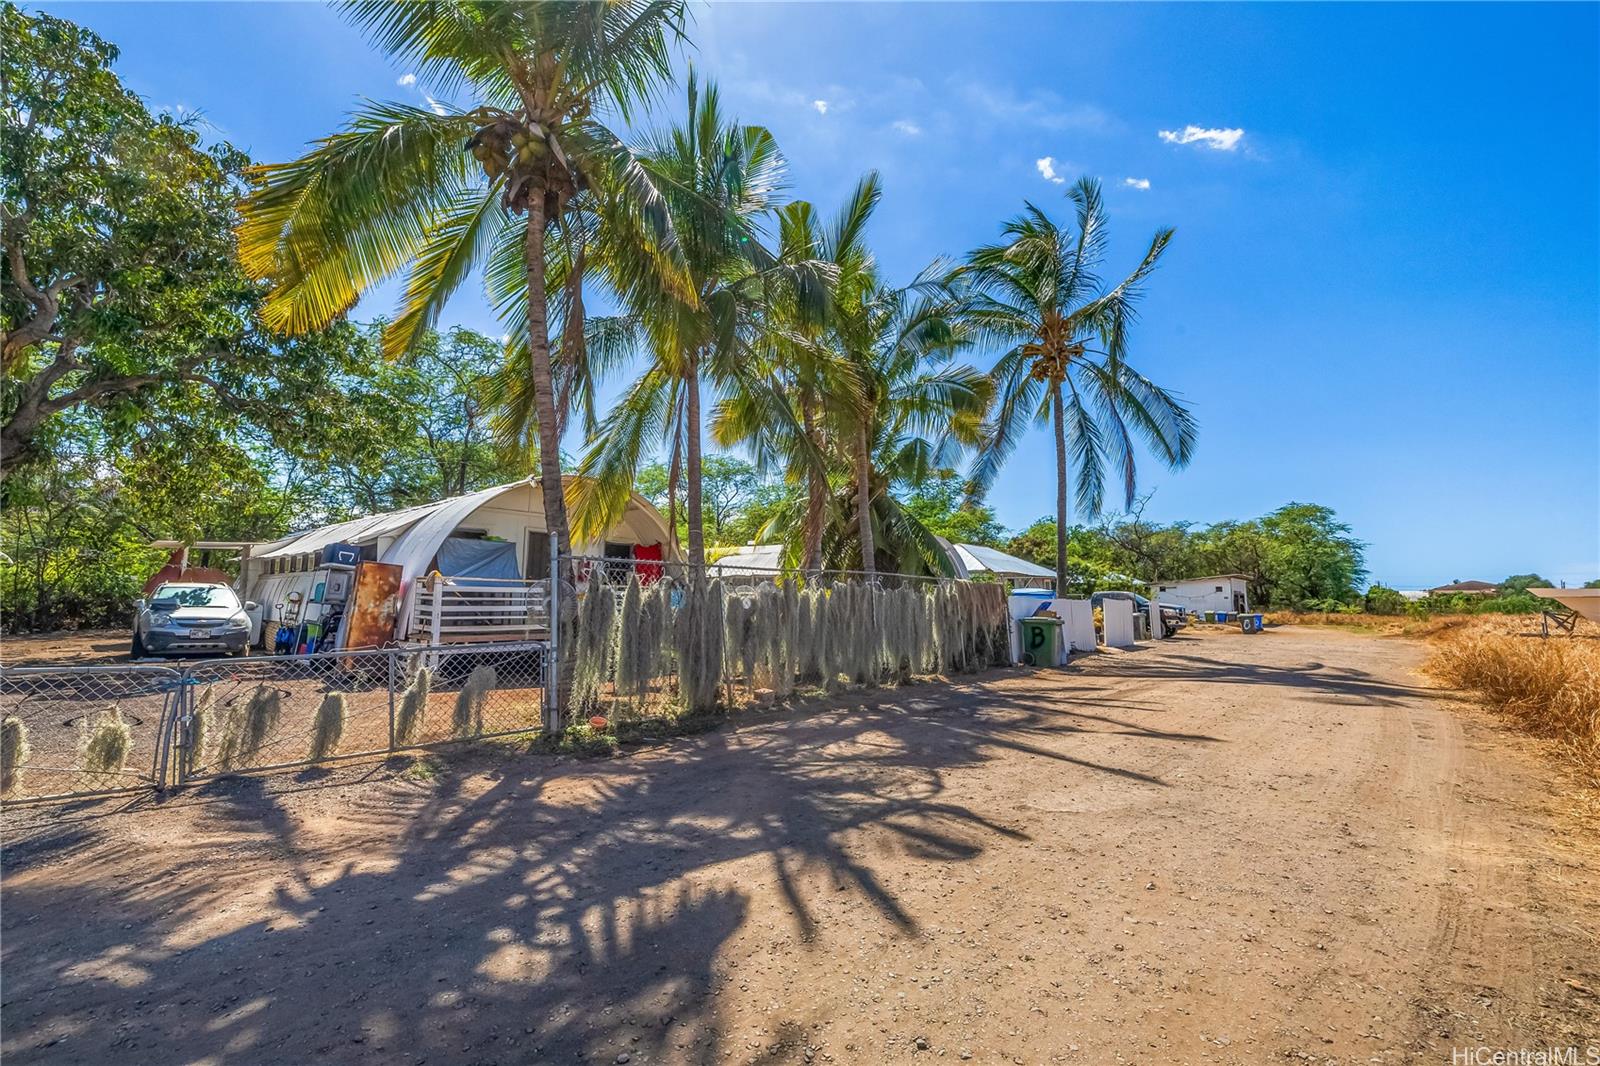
(133, 598, 146, 612)
(244, 601, 259, 612)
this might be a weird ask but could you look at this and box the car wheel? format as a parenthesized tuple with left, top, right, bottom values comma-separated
(131, 631, 147, 660)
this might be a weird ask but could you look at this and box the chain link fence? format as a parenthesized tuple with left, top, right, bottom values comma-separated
(0, 664, 180, 803)
(0, 642, 549, 804)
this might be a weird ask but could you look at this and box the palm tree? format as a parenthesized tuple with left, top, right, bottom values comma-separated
(710, 182, 877, 574)
(831, 263, 990, 575)
(570, 74, 826, 569)
(237, 0, 690, 564)
(958, 177, 1197, 591)
(715, 174, 987, 577)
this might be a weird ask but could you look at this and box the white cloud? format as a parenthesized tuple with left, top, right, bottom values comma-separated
(1158, 125, 1244, 151)
(397, 73, 417, 88)
(891, 119, 921, 136)
(1123, 177, 1151, 190)
(1036, 157, 1067, 185)
(812, 99, 829, 115)
(959, 81, 1111, 132)
(424, 94, 449, 116)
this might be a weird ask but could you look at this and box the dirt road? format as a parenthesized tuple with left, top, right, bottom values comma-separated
(3, 628, 1596, 1065)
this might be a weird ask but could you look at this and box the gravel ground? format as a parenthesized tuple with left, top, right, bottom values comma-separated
(2, 626, 1596, 1065)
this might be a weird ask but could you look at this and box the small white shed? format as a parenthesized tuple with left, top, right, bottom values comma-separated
(1152, 574, 1252, 616)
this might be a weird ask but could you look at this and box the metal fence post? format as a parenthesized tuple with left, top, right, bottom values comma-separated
(386, 649, 398, 752)
(159, 669, 191, 791)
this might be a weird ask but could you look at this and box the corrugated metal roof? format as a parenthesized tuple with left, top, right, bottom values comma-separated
(952, 543, 1055, 579)
(708, 544, 786, 575)
(254, 495, 462, 560)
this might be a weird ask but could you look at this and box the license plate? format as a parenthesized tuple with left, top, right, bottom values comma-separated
(188, 628, 212, 639)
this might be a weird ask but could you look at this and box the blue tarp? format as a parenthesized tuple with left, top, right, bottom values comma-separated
(434, 536, 521, 580)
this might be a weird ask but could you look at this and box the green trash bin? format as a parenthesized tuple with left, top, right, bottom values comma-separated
(1018, 616, 1063, 667)
(1203, 610, 1216, 623)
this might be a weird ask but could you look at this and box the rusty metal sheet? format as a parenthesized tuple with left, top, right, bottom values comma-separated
(340, 561, 404, 650)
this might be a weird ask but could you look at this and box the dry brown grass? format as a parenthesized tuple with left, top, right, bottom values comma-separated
(1264, 610, 1488, 636)
(1423, 616, 1600, 789)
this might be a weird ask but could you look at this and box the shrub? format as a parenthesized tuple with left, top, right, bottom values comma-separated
(82, 704, 132, 777)
(309, 691, 346, 762)
(2, 716, 30, 797)
(395, 666, 432, 746)
(1364, 584, 1409, 616)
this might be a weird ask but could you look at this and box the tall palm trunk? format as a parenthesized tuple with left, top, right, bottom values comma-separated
(801, 396, 825, 575)
(684, 351, 705, 572)
(524, 201, 572, 565)
(1051, 380, 1068, 593)
(666, 419, 683, 556)
(854, 418, 875, 578)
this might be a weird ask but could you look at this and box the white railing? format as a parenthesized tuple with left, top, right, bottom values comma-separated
(411, 575, 551, 645)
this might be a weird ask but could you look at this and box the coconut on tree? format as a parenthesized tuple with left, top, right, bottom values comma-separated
(236, 0, 692, 565)
(957, 177, 1196, 591)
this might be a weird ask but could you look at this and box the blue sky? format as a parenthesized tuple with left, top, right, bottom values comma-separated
(40, 2, 1600, 587)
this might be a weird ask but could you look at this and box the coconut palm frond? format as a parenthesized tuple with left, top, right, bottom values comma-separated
(239, 101, 482, 334)
(384, 182, 510, 360)
(571, 364, 677, 542)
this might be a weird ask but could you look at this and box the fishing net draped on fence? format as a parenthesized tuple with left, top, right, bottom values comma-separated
(0, 575, 1010, 804)
(569, 574, 1011, 719)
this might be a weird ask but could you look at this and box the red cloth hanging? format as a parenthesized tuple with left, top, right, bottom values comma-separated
(635, 542, 664, 584)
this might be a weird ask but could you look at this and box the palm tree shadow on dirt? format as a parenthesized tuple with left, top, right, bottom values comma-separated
(2, 674, 1200, 1065)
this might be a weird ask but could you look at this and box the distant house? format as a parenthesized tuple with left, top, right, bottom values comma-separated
(1152, 574, 1252, 615)
(1428, 580, 1499, 596)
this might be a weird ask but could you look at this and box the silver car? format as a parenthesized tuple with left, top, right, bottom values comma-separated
(132, 582, 256, 658)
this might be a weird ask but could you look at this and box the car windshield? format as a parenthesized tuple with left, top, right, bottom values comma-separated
(151, 585, 238, 609)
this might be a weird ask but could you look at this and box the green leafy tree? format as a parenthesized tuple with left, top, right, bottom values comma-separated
(900, 471, 1004, 547)
(1498, 573, 1550, 594)
(2, 7, 284, 474)
(958, 178, 1196, 592)
(237, 0, 690, 566)
(635, 453, 762, 547)
(1004, 517, 1116, 595)
(297, 326, 530, 519)
(718, 482, 794, 548)
(1256, 503, 1367, 607)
